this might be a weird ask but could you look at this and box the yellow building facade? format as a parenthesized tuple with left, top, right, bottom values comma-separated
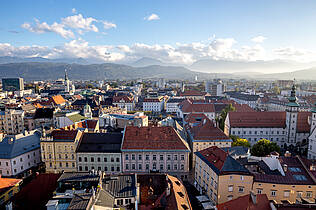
(41, 130, 82, 173)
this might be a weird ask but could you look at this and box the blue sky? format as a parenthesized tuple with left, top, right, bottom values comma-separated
(1, 0, 316, 64)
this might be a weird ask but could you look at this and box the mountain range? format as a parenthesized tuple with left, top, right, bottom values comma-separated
(0, 56, 315, 81)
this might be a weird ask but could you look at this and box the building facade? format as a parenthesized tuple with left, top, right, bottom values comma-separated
(121, 126, 191, 180)
(41, 130, 83, 173)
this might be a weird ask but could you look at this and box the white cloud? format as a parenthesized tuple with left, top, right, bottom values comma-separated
(251, 36, 266, 43)
(1, 36, 316, 64)
(62, 14, 98, 32)
(144, 13, 160, 21)
(72, 8, 77, 14)
(21, 19, 75, 39)
(21, 14, 116, 38)
(101, 21, 116, 29)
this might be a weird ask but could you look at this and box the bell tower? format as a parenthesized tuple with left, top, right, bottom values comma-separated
(286, 83, 299, 145)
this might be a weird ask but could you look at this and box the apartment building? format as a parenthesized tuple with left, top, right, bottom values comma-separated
(0, 130, 41, 177)
(121, 126, 191, 180)
(177, 99, 216, 120)
(41, 130, 83, 172)
(142, 97, 164, 112)
(76, 132, 123, 173)
(0, 109, 24, 135)
(166, 98, 185, 113)
(194, 146, 253, 205)
(113, 95, 135, 111)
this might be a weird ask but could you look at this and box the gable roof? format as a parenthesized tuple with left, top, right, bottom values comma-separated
(179, 90, 205, 96)
(50, 95, 66, 105)
(50, 130, 80, 142)
(0, 131, 41, 159)
(195, 146, 250, 175)
(179, 100, 215, 113)
(122, 126, 190, 151)
(228, 111, 286, 128)
(113, 95, 133, 103)
(217, 194, 271, 210)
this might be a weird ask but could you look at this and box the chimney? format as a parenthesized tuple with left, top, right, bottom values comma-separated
(283, 164, 288, 172)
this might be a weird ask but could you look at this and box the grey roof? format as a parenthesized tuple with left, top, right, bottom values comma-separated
(76, 133, 123, 153)
(221, 156, 250, 174)
(223, 146, 249, 157)
(94, 188, 115, 208)
(68, 193, 93, 210)
(57, 172, 100, 183)
(0, 131, 41, 159)
(103, 174, 137, 198)
(167, 98, 185, 103)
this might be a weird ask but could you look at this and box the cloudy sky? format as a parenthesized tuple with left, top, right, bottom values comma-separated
(1, 0, 316, 65)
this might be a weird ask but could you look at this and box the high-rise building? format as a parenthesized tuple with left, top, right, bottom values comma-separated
(205, 79, 225, 96)
(2, 78, 24, 91)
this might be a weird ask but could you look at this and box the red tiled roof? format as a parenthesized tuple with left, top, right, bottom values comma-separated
(180, 99, 215, 113)
(197, 146, 228, 171)
(217, 194, 272, 210)
(143, 98, 162, 102)
(254, 156, 315, 185)
(122, 126, 189, 151)
(228, 111, 286, 128)
(179, 90, 205, 96)
(51, 130, 79, 141)
(113, 95, 133, 103)
(297, 112, 312, 133)
(233, 104, 255, 112)
(187, 118, 231, 141)
(184, 113, 208, 124)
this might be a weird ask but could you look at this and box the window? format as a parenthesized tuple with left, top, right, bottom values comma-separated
(296, 191, 303, 198)
(257, 189, 262, 194)
(139, 164, 142, 170)
(174, 164, 177, 170)
(84, 157, 88, 162)
(284, 190, 290, 197)
(228, 185, 233, 192)
(174, 155, 178, 160)
(59, 162, 62, 167)
(116, 157, 120, 162)
(97, 157, 101, 162)
(79, 166, 82, 171)
(229, 176, 233, 180)
(132, 164, 136, 170)
(72, 163, 75, 168)
(146, 164, 149, 170)
(66, 162, 69, 168)
(153, 155, 157, 160)
(125, 164, 129, 170)
(240, 175, 244, 181)
(104, 157, 108, 162)
(91, 157, 94, 162)
(111, 166, 114, 171)
(13, 160, 16, 165)
(160, 155, 164, 161)
(146, 155, 149, 160)
(307, 191, 313, 198)
(132, 154, 135, 160)
(72, 154, 74, 160)
(111, 157, 114, 162)
(138, 154, 142, 160)
(238, 186, 244, 193)
(167, 155, 171, 160)
(105, 166, 108, 171)
(153, 163, 157, 170)
(271, 190, 276, 197)
(181, 155, 185, 160)
(227, 195, 233, 201)
(125, 154, 129, 160)
(85, 166, 88, 171)
(181, 164, 184, 170)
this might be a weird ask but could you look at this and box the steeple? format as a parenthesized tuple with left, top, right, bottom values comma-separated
(65, 69, 69, 81)
(287, 82, 299, 108)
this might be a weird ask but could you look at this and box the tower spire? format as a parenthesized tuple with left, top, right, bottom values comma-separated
(287, 79, 299, 107)
(65, 69, 68, 81)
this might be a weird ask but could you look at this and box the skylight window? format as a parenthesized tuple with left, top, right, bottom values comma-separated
(289, 167, 301, 172)
(293, 175, 307, 181)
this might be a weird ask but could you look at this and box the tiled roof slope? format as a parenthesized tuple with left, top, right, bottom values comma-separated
(122, 126, 190, 151)
(195, 146, 250, 175)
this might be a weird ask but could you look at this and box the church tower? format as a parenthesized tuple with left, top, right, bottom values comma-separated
(64, 69, 70, 93)
(286, 83, 299, 145)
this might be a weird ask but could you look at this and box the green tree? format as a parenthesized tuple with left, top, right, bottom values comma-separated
(218, 104, 235, 131)
(251, 139, 280, 157)
(232, 138, 251, 148)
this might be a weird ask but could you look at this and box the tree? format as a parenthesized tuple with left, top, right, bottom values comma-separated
(251, 139, 280, 157)
(232, 138, 251, 148)
(218, 104, 235, 131)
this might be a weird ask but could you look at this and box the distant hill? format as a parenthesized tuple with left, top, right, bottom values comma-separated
(0, 62, 205, 81)
(131, 57, 164, 67)
(260, 67, 316, 80)
(190, 59, 316, 74)
(0, 56, 89, 65)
